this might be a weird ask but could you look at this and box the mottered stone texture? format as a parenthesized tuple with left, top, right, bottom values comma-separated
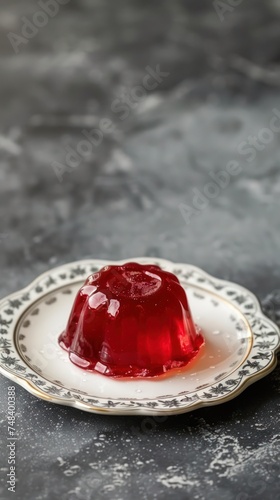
(0, 1, 280, 499)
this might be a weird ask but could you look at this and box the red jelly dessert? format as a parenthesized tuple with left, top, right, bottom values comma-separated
(59, 262, 204, 377)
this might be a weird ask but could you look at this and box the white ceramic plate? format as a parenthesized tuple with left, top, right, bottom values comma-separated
(0, 258, 279, 415)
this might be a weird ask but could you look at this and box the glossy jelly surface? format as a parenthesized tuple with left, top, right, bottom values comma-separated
(59, 262, 204, 377)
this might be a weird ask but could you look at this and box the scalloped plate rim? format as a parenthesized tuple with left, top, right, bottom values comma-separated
(0, 257, 279, 416)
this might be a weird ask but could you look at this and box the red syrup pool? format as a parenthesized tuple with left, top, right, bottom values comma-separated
(58, 262, 204, 377)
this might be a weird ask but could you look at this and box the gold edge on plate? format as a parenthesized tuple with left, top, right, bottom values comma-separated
(0, 353, 278, 416)
(13, 280, 255, 391)
(0, 258, 279, 415)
